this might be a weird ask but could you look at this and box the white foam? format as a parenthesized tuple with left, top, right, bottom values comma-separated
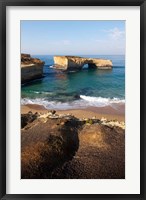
(80, 95, 125, 106)
(33, 91, 53, 95)
(21, 98, 86, 110)
(21, 95, 125, 110)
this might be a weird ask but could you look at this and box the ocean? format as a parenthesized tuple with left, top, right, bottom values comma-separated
(21, 55, 125, 110)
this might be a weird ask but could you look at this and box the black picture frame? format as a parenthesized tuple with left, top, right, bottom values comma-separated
(0, 0, 145, 199)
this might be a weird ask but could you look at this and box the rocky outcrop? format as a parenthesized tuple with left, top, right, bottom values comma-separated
(21, 111, 125, 179)
(21, 112, 81, 179)
(21, 54, 44, 66)
(21, 54, 44, 84)
(21, 111, 39, 128)
(54, 56, 112, 71)
(52, 123, 125, 179)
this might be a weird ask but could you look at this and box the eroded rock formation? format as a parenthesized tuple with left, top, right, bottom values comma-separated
(21, 112, 81, 179)
(21, 54, 44, 84)
(54, 56, 112, 71)
(21, 111, 125, 179)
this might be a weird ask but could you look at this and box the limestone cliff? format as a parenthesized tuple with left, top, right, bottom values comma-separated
(21, 54, 44, 84)
(54, 56, 112, 71)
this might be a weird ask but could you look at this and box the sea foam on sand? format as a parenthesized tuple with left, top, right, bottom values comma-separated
(21, 95, 125, 110)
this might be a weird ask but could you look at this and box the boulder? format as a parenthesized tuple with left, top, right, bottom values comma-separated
(21, 113, 80, 179)
(52, 124, 125, 179)
(21, 112, 39, 129)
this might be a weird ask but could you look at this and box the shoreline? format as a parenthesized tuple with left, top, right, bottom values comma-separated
(21, 103, 125, 122)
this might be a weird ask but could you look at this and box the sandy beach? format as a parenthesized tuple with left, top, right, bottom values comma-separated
(21, 103, 125, 122)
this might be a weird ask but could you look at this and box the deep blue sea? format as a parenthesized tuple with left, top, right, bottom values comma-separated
(21, 55, 125, 110)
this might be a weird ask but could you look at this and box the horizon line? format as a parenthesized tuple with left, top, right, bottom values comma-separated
(24, 53, 125, 56)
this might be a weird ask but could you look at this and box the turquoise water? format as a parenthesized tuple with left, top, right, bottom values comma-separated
(21, 55, 125, 110)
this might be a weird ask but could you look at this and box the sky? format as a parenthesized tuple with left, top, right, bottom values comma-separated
(21, 20, 125, 55)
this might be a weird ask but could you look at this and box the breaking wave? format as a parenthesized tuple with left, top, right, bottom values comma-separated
(80, 95, 125, 106)
(21, 95, 125, 110)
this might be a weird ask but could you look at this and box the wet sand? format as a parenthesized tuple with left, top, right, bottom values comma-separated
(21, 103, 125, 122)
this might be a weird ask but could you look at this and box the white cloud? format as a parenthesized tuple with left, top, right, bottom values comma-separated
(94, 28, 125, 55)
(105, 27, 125, 40)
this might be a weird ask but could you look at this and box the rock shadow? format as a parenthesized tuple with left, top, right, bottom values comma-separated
(21, 114, 81, 179)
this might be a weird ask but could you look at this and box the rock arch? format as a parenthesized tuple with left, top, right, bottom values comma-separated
(53, 56, 112, 71)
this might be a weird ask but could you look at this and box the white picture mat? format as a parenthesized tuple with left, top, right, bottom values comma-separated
(6, 6, 140, 194)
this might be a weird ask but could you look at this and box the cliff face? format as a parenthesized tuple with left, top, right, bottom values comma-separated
(54, 56, 112, 71)
(21, 54, 44, 84)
